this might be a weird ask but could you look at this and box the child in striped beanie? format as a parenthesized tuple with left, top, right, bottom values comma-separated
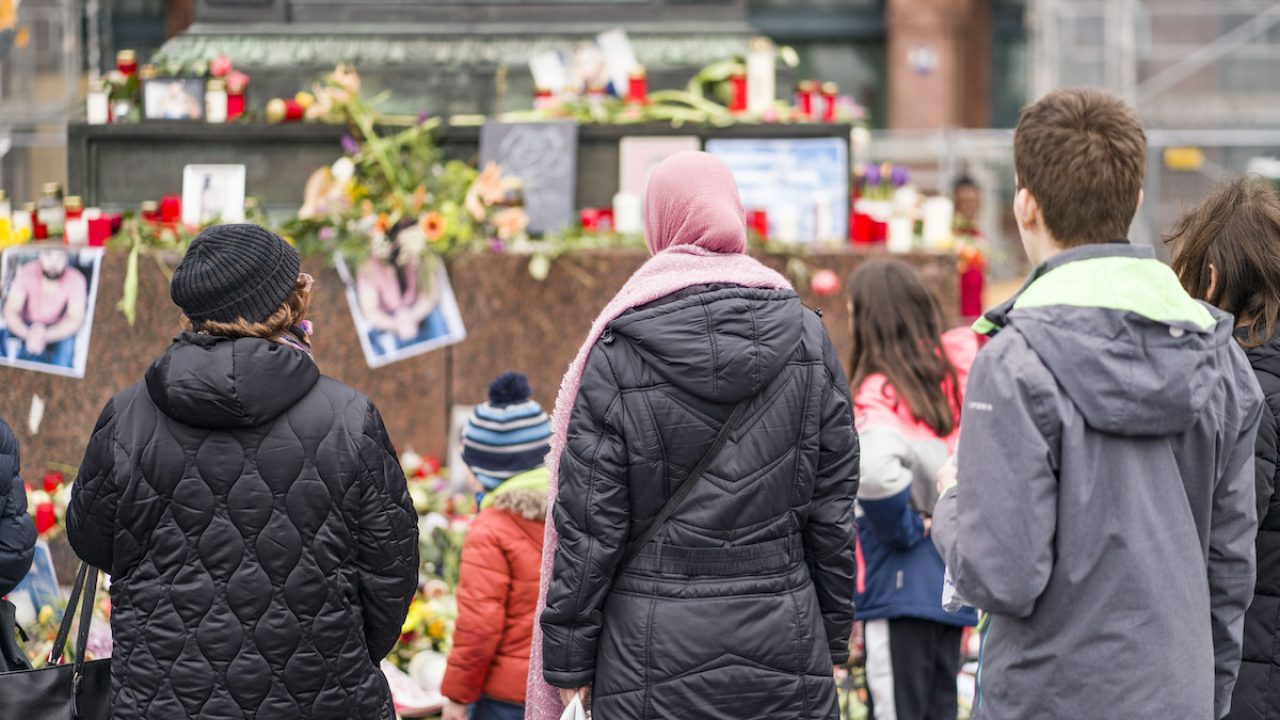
(443, 371, 553, 720)
(461, 371, 552, 499)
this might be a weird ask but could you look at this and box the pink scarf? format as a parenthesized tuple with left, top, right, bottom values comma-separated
(525, 152, 793, 718)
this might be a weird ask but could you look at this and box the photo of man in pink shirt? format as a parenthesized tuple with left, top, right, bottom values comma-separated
(2, 248, 90, 369)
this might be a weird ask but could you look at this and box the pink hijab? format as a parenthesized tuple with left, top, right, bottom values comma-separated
(525, 152, 793, 718)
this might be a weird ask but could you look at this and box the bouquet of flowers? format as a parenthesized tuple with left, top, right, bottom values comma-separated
(281, 65, 530, 271)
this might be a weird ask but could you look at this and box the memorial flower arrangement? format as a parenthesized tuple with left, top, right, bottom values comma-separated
(25, 468, 73, 540)
(281, 65, 531, 270)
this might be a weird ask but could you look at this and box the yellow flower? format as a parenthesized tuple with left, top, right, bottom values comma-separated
(38, 606, 54, 625)
(294, 91, 316, 109)
(428, 619, 446, 639)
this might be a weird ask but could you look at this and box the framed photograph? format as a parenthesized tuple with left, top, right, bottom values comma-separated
(182, 163, 247, 227)
(143, 77, 205, 121)
(335, 250, 467, 369)
(619, 136, 701, 197)
(707, 137, 850, 245)
(8, 540, 61, 627)
(448, 404, 477, 492)
(0, 245, 103, 379)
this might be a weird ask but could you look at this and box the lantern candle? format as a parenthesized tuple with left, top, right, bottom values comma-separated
(822, 82, 839, 122)
(626, 66, 648, 106)
(729, 65, 748, 114)
(160, 195, 182, 225)
(87, 217, 113, 247)
(226, 73, 249, 121)
(87, 81, 110, 125)
(746, 36, 776, 116)
(35, 503, 56, 535)
(141, 200, 160, 225)
(205, 79, 228, 123)
(795, 80, 817, 119)
(116, 49, 137, 77)
(533, 87, 556, 110)
(42, 471, 62, 494)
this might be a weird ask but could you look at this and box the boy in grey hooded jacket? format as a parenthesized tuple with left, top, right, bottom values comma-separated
(932, 87, 1263, 720)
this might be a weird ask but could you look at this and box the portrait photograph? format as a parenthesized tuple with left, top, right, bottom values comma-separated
(0, 245, 103, 379)
(142, 77, 205, 121)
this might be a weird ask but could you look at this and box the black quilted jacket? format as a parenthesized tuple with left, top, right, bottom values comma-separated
(541, 285, 859, 719)
(0, 418, 35, 597)
(1230, 335, 1280, 720)
(67, 333, 419, 720)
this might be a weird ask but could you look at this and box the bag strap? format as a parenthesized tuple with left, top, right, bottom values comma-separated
(48, 563, 90, 666)
(619, 397, 753, 571)
(71, 565, 99, 719)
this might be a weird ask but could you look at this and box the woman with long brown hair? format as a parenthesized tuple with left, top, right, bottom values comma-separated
(1167, 176, 1280, 720)
(848, 259, 978, 720)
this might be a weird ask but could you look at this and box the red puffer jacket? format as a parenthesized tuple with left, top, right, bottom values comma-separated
(441, 470, 547, 706)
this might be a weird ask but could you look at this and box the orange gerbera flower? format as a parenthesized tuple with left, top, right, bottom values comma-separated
(421, 211, 447, 242)
(493, 207, 529, 241)
(471, 162, 507, 207)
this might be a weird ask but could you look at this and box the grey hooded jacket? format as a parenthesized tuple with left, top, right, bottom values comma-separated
(932, 244, 1263, 720)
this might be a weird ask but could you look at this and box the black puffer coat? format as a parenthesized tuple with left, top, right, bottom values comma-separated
(67, 332, 419, 720)
(1230, 335, 1280, 720)
(0, 418, 36, 596)
(542, 285, 859, 720)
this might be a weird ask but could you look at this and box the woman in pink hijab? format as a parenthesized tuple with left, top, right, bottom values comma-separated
(528, 152, 859, 719)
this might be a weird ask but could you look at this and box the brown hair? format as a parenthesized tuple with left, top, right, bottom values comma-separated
(847, 259, 960, 436)
(1014, 87, 1147, 247)
(186, 276, 312, 342)
(1167, 175, 1280, 348)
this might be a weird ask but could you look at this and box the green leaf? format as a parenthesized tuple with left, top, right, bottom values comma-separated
(117, 240, 141, 326)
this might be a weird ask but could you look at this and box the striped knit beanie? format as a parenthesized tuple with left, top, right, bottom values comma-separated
(462, 372, 552, 490)
(171, 223, 301, 324)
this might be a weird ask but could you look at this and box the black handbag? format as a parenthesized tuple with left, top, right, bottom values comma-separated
(0, 563, 111, 719)
(0, 598, 32, 672)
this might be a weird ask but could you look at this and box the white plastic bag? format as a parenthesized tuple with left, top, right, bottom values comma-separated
(560, 695, 588, 720)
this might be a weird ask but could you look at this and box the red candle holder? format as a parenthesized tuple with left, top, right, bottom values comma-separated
(748, 209, 769, 240)
(42, 471, 62, 494)
(35, 503, 56, 535)
(729, 66, 748, 114)
(626, 67, 648, 106)
(116, 49, 137, 77)
(821, 82, 838, 123)
(795, 80, 817, 119)
(87, 217, 113, 247)
(159, 195, 182, 225)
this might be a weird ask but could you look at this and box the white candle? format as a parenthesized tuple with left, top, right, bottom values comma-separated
(746, 37, 776, 117)
(922, 196, 955, 249)
(887, 216, 914, 253)
(65, 218, 88, 246)
(613, 192, 643, 235)
(775, 204, 801, 245)
(87, 88, 110, 125)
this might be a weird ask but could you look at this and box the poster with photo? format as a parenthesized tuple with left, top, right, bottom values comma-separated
(182, 164, 247, 227)
(618, 136, 701, 197)
(706, 137, 849, 244)
(0, 245, 103, 379)
(335, 249, 467, 369)
(143, 77, 205, 121)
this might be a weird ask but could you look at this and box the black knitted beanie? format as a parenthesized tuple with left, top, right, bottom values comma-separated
(170, 223, 301, 324)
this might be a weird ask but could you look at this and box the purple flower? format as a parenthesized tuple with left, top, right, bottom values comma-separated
(319, 226, 337, 242)
(863, 163, 881, 186)
(417, 110, 433, 125)
(489, 238, 506, 254)
(340, 133, 360, 155)
(890, 165, 910, 187)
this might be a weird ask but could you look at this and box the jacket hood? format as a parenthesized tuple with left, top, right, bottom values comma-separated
(145, 332, 320, 430)
(609, 285, 805, 403)
(987, 244, 1227, 436)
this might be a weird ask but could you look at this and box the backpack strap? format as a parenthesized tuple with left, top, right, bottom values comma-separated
(618, 396, 753, 571)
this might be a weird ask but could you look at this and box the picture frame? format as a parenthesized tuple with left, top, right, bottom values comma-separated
(182, 164, 247, 227)
(0, 245, 104, 379)
(335, 252, 467, 369)
(142, 77, 206, 121)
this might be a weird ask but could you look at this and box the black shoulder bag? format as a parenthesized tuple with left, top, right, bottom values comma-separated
(618, 397, 753, 570)
(0, 563, 112, 720)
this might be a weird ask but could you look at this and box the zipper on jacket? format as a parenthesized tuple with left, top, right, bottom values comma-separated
(601, 328, 615, 345)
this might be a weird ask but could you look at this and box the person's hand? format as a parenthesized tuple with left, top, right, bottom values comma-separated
(25, 324, 47, 355)
(395, 312, 419, 342)
(560, 686, 590, 707)
(937, 455, 958, 497)
(441, 699, 468, 720)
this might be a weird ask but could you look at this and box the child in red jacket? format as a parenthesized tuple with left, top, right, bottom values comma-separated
(442, 373, 551, 720)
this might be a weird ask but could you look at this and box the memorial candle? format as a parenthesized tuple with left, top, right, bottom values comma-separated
(729, 65, 748, 113)
(795, 80, 817, 119)
(626, 66, 648, 105)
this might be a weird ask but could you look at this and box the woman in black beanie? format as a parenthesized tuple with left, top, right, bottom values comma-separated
(67, 224, 419, 720)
